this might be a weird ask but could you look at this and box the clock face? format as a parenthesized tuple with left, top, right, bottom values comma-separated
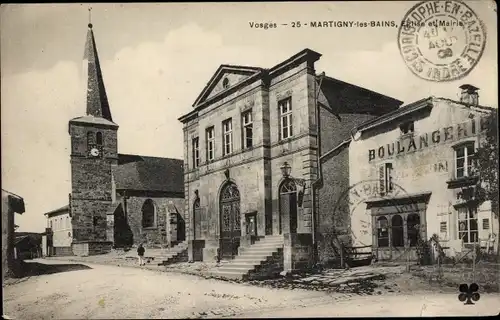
(90, 148, 100, 157)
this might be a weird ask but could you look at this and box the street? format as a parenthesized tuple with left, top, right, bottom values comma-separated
(3, 259, 500, 319)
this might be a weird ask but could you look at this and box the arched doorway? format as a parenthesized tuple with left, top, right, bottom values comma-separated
(220, 182, 241, 259)
(279, 179, 298, 234)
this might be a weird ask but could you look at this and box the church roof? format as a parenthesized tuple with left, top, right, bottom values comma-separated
(114, 154, 184, 194)
(83, 23, 113, 122)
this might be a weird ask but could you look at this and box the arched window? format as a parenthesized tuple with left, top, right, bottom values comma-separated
(142, 199, 156, 228)
(407, 213, 421, 247)
(96, 132, 103, 146)
(280, 179, 297, 194)
(87, 131, 95, 146)
(377, 216, 389, 247)
(391, 215, 404, 247)
(222, 77, 229, 89)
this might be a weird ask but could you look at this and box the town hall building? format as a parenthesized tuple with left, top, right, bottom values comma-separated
(178, 48, 404, 276)
(43, 22, 185, 257)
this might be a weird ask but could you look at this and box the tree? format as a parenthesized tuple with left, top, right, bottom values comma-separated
(460, 111, 499, 256)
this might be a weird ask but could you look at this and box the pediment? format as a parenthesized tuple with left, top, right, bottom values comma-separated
(193, 65, 263, 107)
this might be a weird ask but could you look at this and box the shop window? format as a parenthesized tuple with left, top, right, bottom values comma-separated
(391, 215, 404, 247)
(377, 216, 389, 247)
(407, 213, 421, 247)
(458, 205, 478, 244)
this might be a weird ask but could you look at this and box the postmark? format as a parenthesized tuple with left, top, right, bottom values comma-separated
(331, 180, 417, 247)
(398, 0, 487, 82)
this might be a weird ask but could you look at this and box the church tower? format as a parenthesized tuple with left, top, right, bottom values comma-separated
(68, 20, 118, 256)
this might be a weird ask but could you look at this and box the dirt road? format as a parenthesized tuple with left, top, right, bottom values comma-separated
(2, 259, 331, 319)
(3, 259, 499, 319)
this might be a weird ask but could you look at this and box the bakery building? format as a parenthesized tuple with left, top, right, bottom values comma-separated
(347, 85, 498, 261)
(178, 48, 402, 274)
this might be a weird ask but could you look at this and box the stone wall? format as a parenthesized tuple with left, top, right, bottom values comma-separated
(124, 195, 185, 247)
(69, 122, 117, 248)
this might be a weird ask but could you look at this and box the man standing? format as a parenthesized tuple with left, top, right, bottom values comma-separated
(137, 243, 145, 266)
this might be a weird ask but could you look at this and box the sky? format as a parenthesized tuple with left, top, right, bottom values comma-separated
(1, 2, 497, 232)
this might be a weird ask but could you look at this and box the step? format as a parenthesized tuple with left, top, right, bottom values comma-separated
(241, 247, 281, 254)
(210, 270, 248, 279)
(219, 262, 260, 270)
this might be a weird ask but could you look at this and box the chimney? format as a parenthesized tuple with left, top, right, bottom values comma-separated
(459, 84, 479, 106)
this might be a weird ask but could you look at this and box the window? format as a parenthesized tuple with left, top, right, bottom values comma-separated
(279, 97, 293, 140)
(93, 216, 98, 227)
(407, 213, 421, 247)
(379, 163, 393, 196)
(87, 131, 95, 148)
(242, 110, 253, 149)
(223, 77, 229, 89)
(192, 137, 200, 168)
(49, 220, 53, 229)
(440, 222, 447, 233)
(142, 199, 156, 228)
(391, 215, 404, 247)
(377, 216, 389, 247)
(66, 217, 70, 229)
(400, 121, 415, 135)
(458, 205, 478, 244)
(483, 218, 490, 230)
(206, 127, 215, 161)
(222, 119, 233, 156)
(96, 132, 103, 146)
(455, 143, 476, 178)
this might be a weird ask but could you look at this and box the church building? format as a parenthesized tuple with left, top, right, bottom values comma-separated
(44, 22, 185, 256)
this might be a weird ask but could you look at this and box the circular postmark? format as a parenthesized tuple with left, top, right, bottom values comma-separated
(398, 0, 487, 82)
(331, 180, 419, 247)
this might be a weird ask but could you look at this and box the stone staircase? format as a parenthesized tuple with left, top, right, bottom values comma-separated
(124, 241, 188, 266)
(210, 235, 284, 281)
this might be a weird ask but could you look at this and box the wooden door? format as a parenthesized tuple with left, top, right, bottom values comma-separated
(220, 183, 241, 259)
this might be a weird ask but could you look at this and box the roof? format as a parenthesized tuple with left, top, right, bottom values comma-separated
(83, 23, 113, 122)
(2, 189, 25, 214)
(353, 96, 495, 135)
(114, 154, 184, 193)
(69, 115, 118, 127)
(192, 64, 264, 107)
(319, 75, 403, 115)
(354, 97, 434, 134)
(44, 205, 69, 216)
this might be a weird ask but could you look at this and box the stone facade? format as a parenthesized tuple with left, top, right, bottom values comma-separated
(348, 96, 499, 260)
(179, 49, 402, 272)
(116, 192, 185, 247)
(69, 120, 117, 254)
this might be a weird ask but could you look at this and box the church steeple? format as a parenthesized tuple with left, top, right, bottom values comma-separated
(83, 15, 113, 122)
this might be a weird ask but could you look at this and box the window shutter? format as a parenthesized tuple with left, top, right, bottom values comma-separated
(379, 165, 386, 195)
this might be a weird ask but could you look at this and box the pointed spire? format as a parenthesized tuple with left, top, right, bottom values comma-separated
(83, 11, 113, 122)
